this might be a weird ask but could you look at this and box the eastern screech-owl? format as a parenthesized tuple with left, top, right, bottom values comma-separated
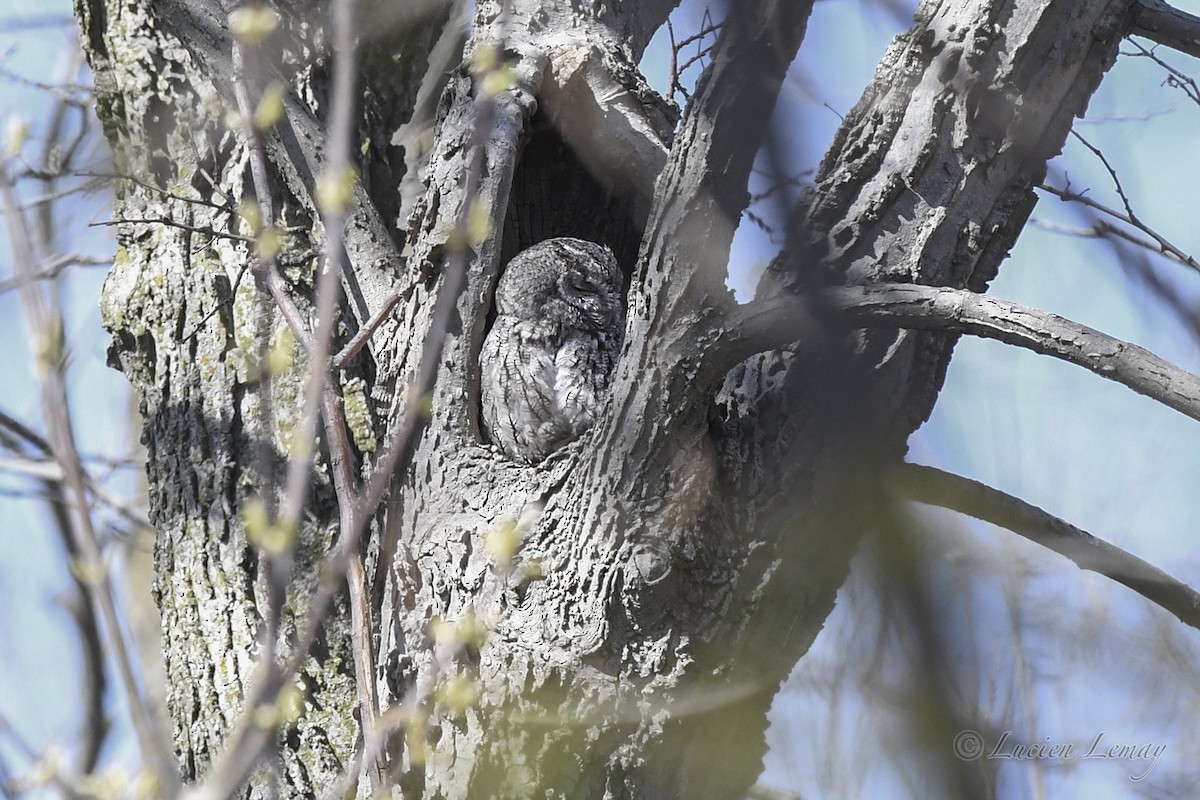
(480, 238, 625, 463)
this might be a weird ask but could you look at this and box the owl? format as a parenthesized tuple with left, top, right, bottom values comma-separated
(480, 238, 625, 463)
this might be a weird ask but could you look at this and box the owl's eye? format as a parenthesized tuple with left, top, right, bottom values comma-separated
(566, 273, 600, 295)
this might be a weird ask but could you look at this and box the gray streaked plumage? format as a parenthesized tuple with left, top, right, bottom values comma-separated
(480, 238, 625, 462)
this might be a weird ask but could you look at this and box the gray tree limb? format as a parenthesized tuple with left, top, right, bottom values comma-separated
(723, 0, 1134, 487)
(828, 282, 1200, 424)
(896, 463, 1200, 631)
(733, 280, 1200, 424)
(1133, 0, 1200, 60)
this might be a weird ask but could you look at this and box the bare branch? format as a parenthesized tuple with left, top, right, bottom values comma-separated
(895, 463, 1200, 632)
(362, 10, 523, 533)
(824, 283, 1200, 422)
(1122, 37, 1200, 107)
(81, 169, 229, 211)
(0, 422, 111, 775)
(1043, 137, 1200, 275)
(332, 286, 408, 369)
(0, 253, 110, 295)
(1028, 216, 1192, 265)
(0, 708, 96, 798)
(1068, 130, 1135, 218)
(1132, 0, 1200, 61)
(153, 0, 405, 328)
(0, 63, 93, 102)
(620, 0, 820, 417)
(14, 175, 107, 210)
(667, 13, 721, 101)
(189, 0, 525, 794)
(90, 216, 252, 242)
(279, 0, 383, 785)
(0, 455, 66, 480)
(0, 409, 149, 528)
(733, 281, 1200, 424)
(191, 1, 380, 793)
(1037, 182, 1200, 272)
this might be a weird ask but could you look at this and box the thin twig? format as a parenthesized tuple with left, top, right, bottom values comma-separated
(90, 216, 252, 242)
(0, 708, 96, 798)
(0, 422, 110, 773)
(332, 286, 407, 369)
(1123, 38, 1200, 106)
(0, 408, 150, 531)
(284, 0, 385, 787)
(360, 6, 514, 565)
(81, 170, 229, 211)
(195, 0, 380, 793)
(229, 15, 305, 795)
(14, 175, 107, 210)
(1037, 181, 1200, 273)
(0, 252, 110, 295)
(667, 12, 721, 100)
(0, 64, 93, 102)
(1068, 130, 1134, 218)
(1029, 216, 1195, 268)
(189, 0, 518, 793)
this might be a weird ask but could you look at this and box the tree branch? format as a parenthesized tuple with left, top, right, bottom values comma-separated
(732, 282, 1200, 423)
(332, 285, 408, 369)
(741, 0, 1133, 472)
(1122, 37, 1200, 107)
(835, 283, 1200, 421)
(651, 0, 818, 304)
(202, 0, 386, 792)
(895, 463, 1200, 632)
(591, 0, 819, 496)
(1038, 181, 1200, 274)
(90, 216, 251, 242)
(1029, 216, 1198, 269)
(1132, 0, 1200, 60)
(0, 420, 109, 774)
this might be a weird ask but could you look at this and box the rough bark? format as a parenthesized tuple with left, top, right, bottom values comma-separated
(75, 0, 451, 792)
(76, 0, 1136, 798)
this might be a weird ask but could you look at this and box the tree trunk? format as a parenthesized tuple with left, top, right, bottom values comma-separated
(75, 0, 1133, 797)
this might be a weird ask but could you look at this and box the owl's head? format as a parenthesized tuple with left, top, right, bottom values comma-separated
(495, 238, 624, 333)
